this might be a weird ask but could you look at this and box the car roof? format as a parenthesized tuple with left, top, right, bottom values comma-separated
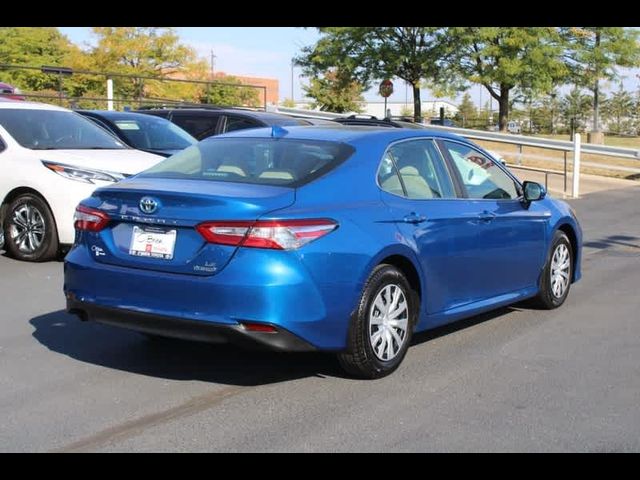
(213, 125, 465, 144)
(135, 107, 305, 123)
(0, 100, 69, 111)
(78, 110, 173, 122)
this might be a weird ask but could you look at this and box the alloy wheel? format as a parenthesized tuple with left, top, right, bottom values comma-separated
(9, 203, 46, 254)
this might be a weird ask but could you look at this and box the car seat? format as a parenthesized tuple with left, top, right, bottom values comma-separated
(394, 145, 436, 199)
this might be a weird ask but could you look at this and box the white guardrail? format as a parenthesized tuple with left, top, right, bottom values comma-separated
(418, 124, 640, 160)
(272, 106, 640, 198)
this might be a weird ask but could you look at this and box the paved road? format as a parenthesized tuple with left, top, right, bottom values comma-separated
(1, 185, 640, 452)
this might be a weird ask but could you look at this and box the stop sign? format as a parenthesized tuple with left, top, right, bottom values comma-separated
(379, 79, 394, 98)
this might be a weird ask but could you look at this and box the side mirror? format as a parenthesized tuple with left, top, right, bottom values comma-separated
(522, 181, 546, 202)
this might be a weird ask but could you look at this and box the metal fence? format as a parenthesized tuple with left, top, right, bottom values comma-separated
(422, 124, 640, 198)
(0, 63, 268, 111)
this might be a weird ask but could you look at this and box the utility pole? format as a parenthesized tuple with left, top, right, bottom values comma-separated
(291, 58, 294, 101)
(210, 49, 216, 77)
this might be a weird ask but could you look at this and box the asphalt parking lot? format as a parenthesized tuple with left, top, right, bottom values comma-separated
(1, 184, 640, 452)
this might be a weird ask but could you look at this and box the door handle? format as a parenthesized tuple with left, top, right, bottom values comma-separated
(477, 211, 496, 222)
(403, 213, 427, 224)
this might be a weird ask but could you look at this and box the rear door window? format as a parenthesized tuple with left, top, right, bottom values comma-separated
(171, 112, 221, 140)
(223, 115, 262, 133)
(378, 139, 456, 199)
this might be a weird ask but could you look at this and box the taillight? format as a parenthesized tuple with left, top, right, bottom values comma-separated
(196, 219, 338, 250)
(74, 205, 110, 232)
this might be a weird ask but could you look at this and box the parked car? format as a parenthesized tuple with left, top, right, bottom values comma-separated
(64, 126, 582, 378)
(429, 117, 456, 127)
(135, 106, 311, 140)
(77, 110, 197, 157)
(507, 121, 522, 134)
(0, 101, 163, 261)
(333, 115, 426, 129)
(0, 82, 25, 101)
(488, 122, 522, 134)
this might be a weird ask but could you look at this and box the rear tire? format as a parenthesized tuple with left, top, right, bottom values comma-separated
(3, 194, 59, 262)
(533, 230, 573, 309)
(338, 264, 417, 379)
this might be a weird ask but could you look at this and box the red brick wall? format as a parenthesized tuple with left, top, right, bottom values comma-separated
(211, 72, 279, 105)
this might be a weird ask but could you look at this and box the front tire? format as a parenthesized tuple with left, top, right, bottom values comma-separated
(338, 264, 417, 379)
(3, 194, 59, 262)
(534, 230, 573, 309)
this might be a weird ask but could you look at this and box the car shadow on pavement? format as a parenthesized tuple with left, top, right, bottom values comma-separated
(411, 306, 517, 346)
(30, 310, 346, 386)
(583, 234, 640, 251)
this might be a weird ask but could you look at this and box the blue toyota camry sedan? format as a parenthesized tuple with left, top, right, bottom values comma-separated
(64, 126, 582, 378)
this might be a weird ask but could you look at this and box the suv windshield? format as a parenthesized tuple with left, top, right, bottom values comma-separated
(0, 109, 126, 150)
(139, 137, 354, 187)
(112, 116, 196, 150)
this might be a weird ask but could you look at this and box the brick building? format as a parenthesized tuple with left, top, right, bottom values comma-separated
(210, 72, 279, 106)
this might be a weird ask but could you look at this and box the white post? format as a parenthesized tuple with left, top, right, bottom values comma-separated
(572, 133, 581, 198)
(106, 78, 114, 111)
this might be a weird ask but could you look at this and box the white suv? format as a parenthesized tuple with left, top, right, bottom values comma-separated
(0, 100, 163, 261)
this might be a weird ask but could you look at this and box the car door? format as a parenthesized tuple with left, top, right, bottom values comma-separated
(438, 139, 548, 298)
(378, 138, 487, 315)
(170, 112, 222, 140)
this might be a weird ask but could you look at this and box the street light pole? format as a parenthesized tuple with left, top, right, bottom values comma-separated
(550, 92, 556, 134)
(210, 50, 216, 77)
(291, 59, 294, 102)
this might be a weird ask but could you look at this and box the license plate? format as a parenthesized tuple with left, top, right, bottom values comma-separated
(129, 226, 177, 260)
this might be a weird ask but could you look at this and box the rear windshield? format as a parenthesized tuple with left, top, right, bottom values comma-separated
(138, 137, 354, 187)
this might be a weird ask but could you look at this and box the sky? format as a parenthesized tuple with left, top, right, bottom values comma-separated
(58, 27, 640, 110)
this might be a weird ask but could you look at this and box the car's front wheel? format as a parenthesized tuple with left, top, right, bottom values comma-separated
(338, 264, 417, 379)
(2, 194, 59, 262)
(534, 230, 573, 309)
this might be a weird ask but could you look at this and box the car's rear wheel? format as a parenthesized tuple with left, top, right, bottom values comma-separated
(534, 230, 573, 309)
(3, 194, 59, 262)
(338, 264, 417, 379)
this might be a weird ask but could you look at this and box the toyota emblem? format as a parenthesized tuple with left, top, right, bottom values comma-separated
(139, 197, 159, 214)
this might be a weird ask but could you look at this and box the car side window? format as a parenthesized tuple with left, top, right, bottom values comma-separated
(377, 152, 404, 196)
(378, 139, 456, 199)
(224, 116, 261, 133)
(172, 113, 220, 140)
(442, 141, 519, 200)
(0, 134, 5, 153)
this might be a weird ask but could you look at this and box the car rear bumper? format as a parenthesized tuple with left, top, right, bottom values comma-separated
(64, 244, 361, 350)
(67, 298, 316, 351)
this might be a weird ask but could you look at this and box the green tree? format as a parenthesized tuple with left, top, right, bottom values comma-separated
(296, 27, 455, 121)
(281, 98, 296, 108)
(0, 27, 76, 93)
(561, 87, 593, 133)
(456, 92, 477, 127)
(399, 105, 413, 118)
(302, 69, 364, 113)
(562, 27, 640, 132)
(448, 27, 569, 132)
(198, 74, 261, 108)
(602, 84, 635, 134)
(90, 27, 198, 100)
